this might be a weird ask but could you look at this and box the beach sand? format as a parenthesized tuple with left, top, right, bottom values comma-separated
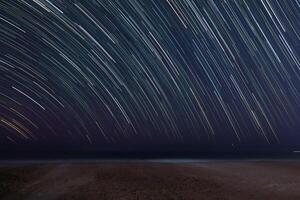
(0, 160, 300, 200)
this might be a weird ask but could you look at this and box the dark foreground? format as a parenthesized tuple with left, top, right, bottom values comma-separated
(0, 160, 300, 200)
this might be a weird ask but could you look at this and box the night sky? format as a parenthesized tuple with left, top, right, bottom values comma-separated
(0, 0, 300, 154)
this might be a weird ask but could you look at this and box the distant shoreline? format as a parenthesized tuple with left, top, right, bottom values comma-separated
(0, 158, 300, 165)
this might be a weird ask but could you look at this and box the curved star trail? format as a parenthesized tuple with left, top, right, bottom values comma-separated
(0, 0, 300, 149)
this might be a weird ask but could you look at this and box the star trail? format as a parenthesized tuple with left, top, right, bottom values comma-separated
(0, 0, 300, 151)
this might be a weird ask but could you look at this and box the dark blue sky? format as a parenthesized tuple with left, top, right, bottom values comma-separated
(0, 0, 300, 153)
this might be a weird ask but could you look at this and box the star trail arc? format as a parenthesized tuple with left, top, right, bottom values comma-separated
(0, 0, 300, 148)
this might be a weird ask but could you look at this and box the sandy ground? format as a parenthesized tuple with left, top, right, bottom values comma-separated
(0, 160, 300, 200)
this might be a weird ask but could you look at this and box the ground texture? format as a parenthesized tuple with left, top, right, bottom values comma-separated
(0, 161, 300, 200)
